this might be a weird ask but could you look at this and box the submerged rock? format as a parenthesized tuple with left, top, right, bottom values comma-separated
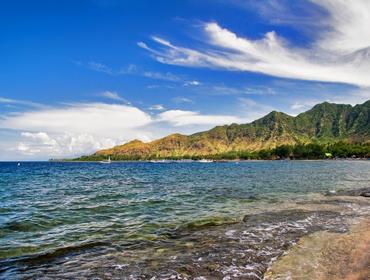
(327, 187, 370, 197)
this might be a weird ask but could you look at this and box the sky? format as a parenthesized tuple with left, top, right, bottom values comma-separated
(0, 0, 370, 160)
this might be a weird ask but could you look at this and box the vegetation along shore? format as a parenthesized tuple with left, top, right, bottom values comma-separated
(74, 100, 370, 161)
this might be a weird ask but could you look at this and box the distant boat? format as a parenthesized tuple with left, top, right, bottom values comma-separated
(198, 159, 213, 163)
(149, 159, 172, 163)
(17, 162, 21, 166)
(100, 156, 111, 164)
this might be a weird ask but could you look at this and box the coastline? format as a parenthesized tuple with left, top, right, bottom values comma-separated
(265, 217, 370, 280)
(48, 158, 370, 163)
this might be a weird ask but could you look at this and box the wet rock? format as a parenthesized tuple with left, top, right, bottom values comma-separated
(327, 187, 370, 197)
(361, 192, 370, 197)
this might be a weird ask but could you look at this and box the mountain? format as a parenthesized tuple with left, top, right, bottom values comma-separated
(86, 100, 370, 160)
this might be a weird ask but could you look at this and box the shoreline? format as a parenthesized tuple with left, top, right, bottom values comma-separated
(47, 158, 370, 163)
(265, 216, 370, 280)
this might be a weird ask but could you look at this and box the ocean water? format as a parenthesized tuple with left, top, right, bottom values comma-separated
(0, 161, 369, 279)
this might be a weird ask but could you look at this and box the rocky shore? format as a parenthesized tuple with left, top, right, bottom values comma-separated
(265, 218, 370, 280)
(265, 188, 370, 280)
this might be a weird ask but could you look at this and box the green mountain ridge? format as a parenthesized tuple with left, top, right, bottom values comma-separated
(83, 100, 370, 160)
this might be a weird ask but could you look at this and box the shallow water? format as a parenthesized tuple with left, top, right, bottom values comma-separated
(0, 161, 369, 279)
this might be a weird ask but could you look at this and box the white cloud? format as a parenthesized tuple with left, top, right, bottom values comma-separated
(157, 110, 241, 126)
(0, 103, 152, 137)
(183, 80, 201, 86)
(142, 71, 181, 82)
(21, 132, 58, 146)
(0, 103, 155, 158)
(0, 100, 246, 159)
(15, 132, 120, 158)
(140, 1, 370, 87)
(291, 102, 305, 110)
(313, 0, 370, 53)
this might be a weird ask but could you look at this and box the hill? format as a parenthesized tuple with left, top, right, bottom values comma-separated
(79, 100, 370, 160)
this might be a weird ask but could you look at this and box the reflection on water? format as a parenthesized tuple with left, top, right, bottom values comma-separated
(0, 161, 369, 278)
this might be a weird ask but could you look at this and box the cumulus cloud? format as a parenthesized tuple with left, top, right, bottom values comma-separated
(139, 1, 370, 87)
(0, 103, 152, 137)
(0, 103, 155, 157)
(0, 101, 245, 158)
(17, 132, 119, 157)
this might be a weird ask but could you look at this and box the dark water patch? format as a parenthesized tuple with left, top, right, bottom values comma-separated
(0, 241, 108, 270)
(0, 220, 45, 233)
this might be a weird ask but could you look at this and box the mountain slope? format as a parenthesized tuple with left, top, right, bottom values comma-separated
(91, 100, 370, 159)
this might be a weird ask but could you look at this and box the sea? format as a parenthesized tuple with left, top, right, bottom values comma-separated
(1, 161, 369, 279)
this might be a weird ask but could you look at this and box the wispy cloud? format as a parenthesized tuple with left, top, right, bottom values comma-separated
(77, 61, 202, 85)
(149, 104, 165, 111)
(211, 85, 276, 96)
(172, 97, 194, 104)
(0, 97, 46, 108)
(139, 1, 370, 87)
(231, 0, 325, 29)
(142, 71, 181, 82)
(87, 61, 114, 75)
(99, 91, 131, 104)
(183, 80, 201, 86)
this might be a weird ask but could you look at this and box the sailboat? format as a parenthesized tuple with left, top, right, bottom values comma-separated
(100, 156, 111, 164)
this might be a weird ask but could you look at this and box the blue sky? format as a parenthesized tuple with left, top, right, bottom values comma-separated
(0, 0, 369, 160)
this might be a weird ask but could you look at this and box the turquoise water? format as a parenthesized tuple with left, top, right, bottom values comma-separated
(0, 161, 369, 278)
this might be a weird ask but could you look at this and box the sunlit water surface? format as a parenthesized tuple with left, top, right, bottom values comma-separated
(1, 161, 369, 279)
